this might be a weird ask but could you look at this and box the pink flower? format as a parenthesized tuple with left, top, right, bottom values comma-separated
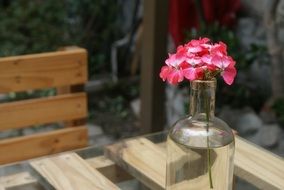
(211, 54, 232, 69)
(186, 37, 210, 47)
(159, 38, 237, 85)
(201, 54, 213, 65)
(160, 66, 172, 82)
(185, 56, 202, 66)
(159, 66, 184, 85)
(167, 69, 184, 85)
(211, 42, 227, 55)
(183, 66, 204, 80)
(211, 55, 237, 85)
(165, 54, 183, 67)
(186, 37, 210, 54)
(221, 61, 237, 85)
(165, 46, 187, 67)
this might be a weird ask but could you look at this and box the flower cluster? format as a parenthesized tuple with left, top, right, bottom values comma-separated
(160, 38, 237, 85)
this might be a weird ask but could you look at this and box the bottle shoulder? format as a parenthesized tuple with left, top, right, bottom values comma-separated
(169, 116, 234, 148)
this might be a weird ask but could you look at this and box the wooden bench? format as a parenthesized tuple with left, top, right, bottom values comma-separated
(0, 48, 88, 164)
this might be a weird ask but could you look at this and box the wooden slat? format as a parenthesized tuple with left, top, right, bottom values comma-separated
(234, 136, 284, 190)
(0, 156, 131, 189)
(105, 138, 166, 190)
(105, 136, 284, 190)
(57, 85, 86, 127)
(30, 153, 120, 190)
(0, 93, 87, 131)
(0, 126, 87, 164)
(86, 156, 133, 183)
(0, 172, 37, 189)
(0, 48, 87, 93)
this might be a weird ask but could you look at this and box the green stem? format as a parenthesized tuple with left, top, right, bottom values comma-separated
(205, 87, 213, 189)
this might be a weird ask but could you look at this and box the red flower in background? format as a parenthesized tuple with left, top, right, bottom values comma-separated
(169, 0, 241, 46)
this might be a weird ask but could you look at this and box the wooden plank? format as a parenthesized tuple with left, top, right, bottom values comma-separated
(87, 155, 115, 169)
(0, 93, 87, 131)
(234, 136, 284, 190)
(0, 156, 131, 189)
(57, 85, 86, 127)
(105, 138, 166, 190)
(0, 172, 37, 189)
(0, 48, 87, 93)
(105, 136, 284, 190)
(140, 0, 168, 133)
(0, 126, 88, 164)
(30, 153, 120, 190)
(86, 156, 133, 183)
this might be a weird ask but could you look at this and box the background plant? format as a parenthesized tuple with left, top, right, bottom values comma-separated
(0, 0, 122, 78)
(0, 0, 123, 101)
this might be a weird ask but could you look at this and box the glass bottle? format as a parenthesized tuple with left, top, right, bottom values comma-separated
(166, 80, 235, 190)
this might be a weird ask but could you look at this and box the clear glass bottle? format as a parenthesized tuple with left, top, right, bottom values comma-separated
(166, 80, 235, 190)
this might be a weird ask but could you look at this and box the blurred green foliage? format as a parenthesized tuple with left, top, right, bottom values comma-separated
(185, 22, 270, 111)
(0, 0, 122, 77)
(89, 81, 139, 120)
(0, 0, 123, 102)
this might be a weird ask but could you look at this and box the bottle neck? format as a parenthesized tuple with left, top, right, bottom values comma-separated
(189, 80, 216, 120)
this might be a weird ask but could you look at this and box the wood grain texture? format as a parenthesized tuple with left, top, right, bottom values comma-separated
(105, 137, 166, 190)
(56, 85, 86, 127)
(0, 156, 131, 189)
(0, 126, 87, 164)
(0, 172, 37, 189)
(105, 136, 284, 190)
(235, 136, 284, 190)
(86, 156, 132, 183)
(0, 48, 87, 93)
(30, 153, 120, 190)
(0, 93, 87, 131)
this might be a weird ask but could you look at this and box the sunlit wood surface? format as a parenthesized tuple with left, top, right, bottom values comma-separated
(0, 132, 283, 190)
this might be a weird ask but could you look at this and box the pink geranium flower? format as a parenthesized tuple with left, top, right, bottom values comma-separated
(167, 68, 184, 85)
(211, 42, 227, 55)
(211, 54, 232, 68)
(186, 37, 210, 54)
(159, 66, 184, 85)
(160, 37, 237, 85)
(221, 61, 237, 85)
(183, 67, 204, 80)
(165, 54, 183, 67)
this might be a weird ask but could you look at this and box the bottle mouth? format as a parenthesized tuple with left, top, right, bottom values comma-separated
(190, 79, 216, 90)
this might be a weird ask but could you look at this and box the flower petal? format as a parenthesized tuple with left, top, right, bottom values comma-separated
(185, 57, 202, 66)
(167, 69, 184, 85)
(201, 54, 212, 64)
(183, 67, 204, 81)
(165, 53, 185, 67)
(222, 64, 237, 85)
(211, 41, 227, 55)
(159, 66, 172, 81)
(211, 55, 232, 68)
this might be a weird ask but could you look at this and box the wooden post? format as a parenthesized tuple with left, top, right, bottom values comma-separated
(140, 0, 169, 133)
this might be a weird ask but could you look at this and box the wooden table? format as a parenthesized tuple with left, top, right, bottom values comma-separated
(0, 131, 283, 190)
